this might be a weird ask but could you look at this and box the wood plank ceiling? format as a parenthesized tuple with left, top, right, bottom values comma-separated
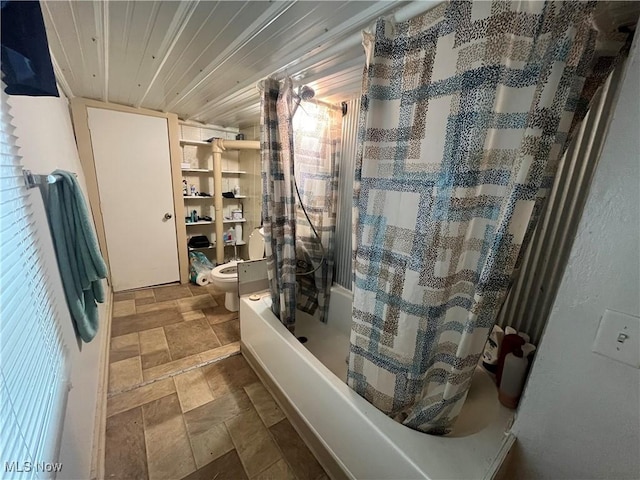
(41, 1, 640, 128)
(41, 1, 437, 128)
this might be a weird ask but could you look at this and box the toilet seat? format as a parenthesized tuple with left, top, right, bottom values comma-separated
(210, 228, 266, 312)
(211, 261, 240, 282)
(211, 229, 264, 279)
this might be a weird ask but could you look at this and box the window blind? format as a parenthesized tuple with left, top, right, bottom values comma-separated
(0, 86, 69, 478)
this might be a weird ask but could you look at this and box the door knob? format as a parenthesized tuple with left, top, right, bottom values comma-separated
(164, 213, 173, 220)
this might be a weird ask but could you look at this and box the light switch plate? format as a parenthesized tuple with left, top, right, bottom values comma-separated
(592, 309, 640, 368)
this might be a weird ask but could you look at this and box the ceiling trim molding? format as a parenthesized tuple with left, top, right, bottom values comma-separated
(48, 51, 73, 100)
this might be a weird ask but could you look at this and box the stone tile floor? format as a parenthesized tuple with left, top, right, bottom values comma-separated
(106, 284, 327, 480)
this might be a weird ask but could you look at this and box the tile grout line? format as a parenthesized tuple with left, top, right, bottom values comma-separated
(183, 361, 260, 478)
(176, 389, 199, 479)
(139, 404, 152, 480)
(260, 416, 299, 480)
(182, 374, 213, 474)
(107, 349, 241, 398)
(208, 322, 222, 348)
(202, 351, 218, 401)
(164, 325, 175, 363)
(241, 383, 298, 480)
(224, 411, 282, 480)
(241, 383, 327, 480)
(107, 353, 326, 480)
(183, 360, 248, 476)
(108, 296, 233, 397)
(179, 360, 287, 479)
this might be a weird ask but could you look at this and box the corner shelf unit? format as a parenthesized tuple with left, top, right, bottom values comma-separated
(177, 134, 259, 264)
(188, 241, 246, 251)
(188, 244, 215, 251)
(186, 221, 213, 226)
(182, 168, 213, 173)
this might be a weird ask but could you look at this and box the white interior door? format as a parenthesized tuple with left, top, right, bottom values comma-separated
(88, 107, 179, 291)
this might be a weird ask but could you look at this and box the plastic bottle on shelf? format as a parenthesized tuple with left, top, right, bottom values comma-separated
(498, 342, 536, 409)
(496, 333, 526, 385)
(499, 348, 527, 408)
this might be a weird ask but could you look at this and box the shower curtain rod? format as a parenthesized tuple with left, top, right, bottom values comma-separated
(255, 78, 343, 112)
(303, 97, 344, 112)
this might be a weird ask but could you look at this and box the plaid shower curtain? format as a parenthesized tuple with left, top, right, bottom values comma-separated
(261, 78, 297, 328)
(293, 103, 342, 323)
(349, 0, 625, 434)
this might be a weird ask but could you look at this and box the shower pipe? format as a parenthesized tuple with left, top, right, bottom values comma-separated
(290, 85, 327, 277)
(291, 85, 315, 117)
(255, 80, 339, 276)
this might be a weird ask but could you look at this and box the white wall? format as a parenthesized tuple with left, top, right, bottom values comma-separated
(8, 93, 110, 480)
(501, 42, 640, 479)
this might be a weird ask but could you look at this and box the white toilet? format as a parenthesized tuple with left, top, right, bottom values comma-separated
(211, 227, 265, 312)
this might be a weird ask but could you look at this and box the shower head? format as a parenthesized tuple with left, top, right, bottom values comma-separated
(298, 85, 315, 101)
(292, 84, 315, 117)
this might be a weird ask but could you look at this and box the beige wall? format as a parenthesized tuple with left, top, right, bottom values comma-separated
(8, 92, 111, 480)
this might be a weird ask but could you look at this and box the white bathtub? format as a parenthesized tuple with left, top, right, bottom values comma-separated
(240, 285, 514, 480)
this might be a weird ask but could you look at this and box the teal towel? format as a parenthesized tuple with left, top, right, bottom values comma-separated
(47, 170, 108, 342)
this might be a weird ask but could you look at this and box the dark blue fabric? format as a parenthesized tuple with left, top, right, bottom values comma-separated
(1, 1, 58, 97)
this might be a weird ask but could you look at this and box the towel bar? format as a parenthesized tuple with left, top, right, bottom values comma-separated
(23, 169, 74, 189)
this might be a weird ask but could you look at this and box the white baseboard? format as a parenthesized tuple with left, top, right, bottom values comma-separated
(90, 285, 113, 480)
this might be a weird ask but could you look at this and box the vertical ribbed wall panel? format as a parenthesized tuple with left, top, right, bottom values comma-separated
(496, 65, 625, 345)
(334, 97, 360, 290)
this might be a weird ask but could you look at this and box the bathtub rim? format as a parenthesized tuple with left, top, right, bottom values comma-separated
(240, 290, 516, 480)
(241, 292, 425, 479)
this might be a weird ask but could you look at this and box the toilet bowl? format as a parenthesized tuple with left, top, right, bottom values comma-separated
(211, 227, 265, 312)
